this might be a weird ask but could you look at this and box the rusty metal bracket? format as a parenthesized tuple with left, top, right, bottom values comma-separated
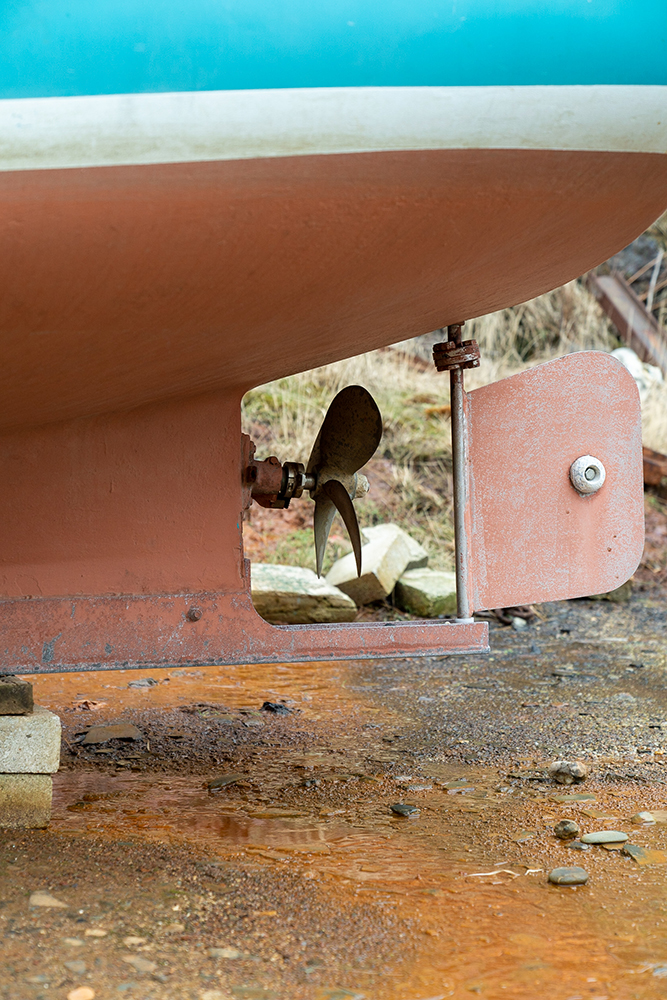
(433, 324, 481, 373)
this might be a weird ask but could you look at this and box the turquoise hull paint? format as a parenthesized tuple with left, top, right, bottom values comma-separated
(1, 0, 666, 100)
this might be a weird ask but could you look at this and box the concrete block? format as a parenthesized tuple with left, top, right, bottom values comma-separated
(0, 774, 52, 828)
(0, 675, 34, 715)
(395, 568, 457, 617)
(326, 529, 411, 605)
(251, 564, 357, 624)
(362, 524, 428, 571)
(0, 706, 61, 773)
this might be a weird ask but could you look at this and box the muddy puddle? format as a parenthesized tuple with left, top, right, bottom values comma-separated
(2, 596, 667, 999)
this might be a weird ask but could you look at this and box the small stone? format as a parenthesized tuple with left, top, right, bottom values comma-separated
(554, 819, 580, 839)
(122, 955, 157, 974)
(565, 840, 590, 851)
(62, 937, 85, 946)
(63, 960, 87, 975)
(207, 773, 243, 791)
(326, 530, 412, 605)
(390, 803, 420, 817)
(67, 989, 95, 1000)
(208, 946, 242, 959)
(622, 844, 667, 866)
(127, 678, 158, 689)
(81, 723, 142, 744)
(550, 792, 596, 803)
(123, 936, 147, 946)
(548, 867, 588, 886)
(548, 760, 589, 785)
(394, 568, 457, 618)
(511, 616, 528, 631)
(261, 702, 291, 715)
(631, 811, 657, 824)
(162, 922, 185, 934)
(512, 830, 537, 843)
(362, 523, 429, 571)
(0, 675, 34, 715)
(84, 928, 107, 937)
(29, 890, 67, 908)
(581, 830, 628, 844)
(201, 991, 229, 1000)
(251, 564, 356, 623)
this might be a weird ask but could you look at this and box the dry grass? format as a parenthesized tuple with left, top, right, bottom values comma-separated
(243, 276, 666, 572)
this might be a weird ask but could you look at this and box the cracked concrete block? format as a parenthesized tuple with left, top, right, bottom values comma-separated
(326, 529, 411, 605)
(394, 568, 457, 617)
(0, 707, 61, 773)
(0, 774, 52, 828)
(0, 676, 34, 715)
(361, 524, 429, 571)
(251, 564, 356, 624)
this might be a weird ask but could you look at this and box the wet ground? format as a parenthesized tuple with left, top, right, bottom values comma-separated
(2, 587, 667, 1000)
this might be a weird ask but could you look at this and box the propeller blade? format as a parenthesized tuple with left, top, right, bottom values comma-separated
(323, 479, 363, 578)
(307, 386, 382, 478)
(313, 495, 337, 578)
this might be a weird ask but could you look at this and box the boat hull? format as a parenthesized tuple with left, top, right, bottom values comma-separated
(2, 146, 666, 430)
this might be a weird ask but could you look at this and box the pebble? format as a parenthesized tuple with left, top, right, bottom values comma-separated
(261, 702, 292, 715)
(511, 616, 528, 631)
(581, 830, 628, 844)
(565, 840, 590, 851)
(122, 936, 147, 947)
(207, 773, 243, 791)
(207, 946, 242, 959)
(201, 991, 229, 1000)
(548, 867, 589, 886)
(29, 890, 68, 908)
(554, 819, 580, 839)
(84, 928, 107, 938)
(631, 811, 657, 824)
(63, 960, 87, 975)
(548, 760, 589, 785)
(623, 844, 667, 866)
(127, 678, 158, 688)
(67, 989, 95, 1000)
(122, 955, 157, 974)
(62, 937, 85, 947)
(81, 723, 142, 744)
(390, 803, 420, 817)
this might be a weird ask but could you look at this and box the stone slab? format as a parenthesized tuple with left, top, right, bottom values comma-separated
(581, 830, 628, 844)
(0, 774, 52, 828)
(326, 530, 411, 606)
(394, 568, 457, 617)
(361, 524, 428, 571)
(0, 675, 34, 715)
(0, 706, 61, 773)
(251, 564, 356, 624)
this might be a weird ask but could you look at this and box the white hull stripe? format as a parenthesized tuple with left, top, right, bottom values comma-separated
(0, 85, 665, 173)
